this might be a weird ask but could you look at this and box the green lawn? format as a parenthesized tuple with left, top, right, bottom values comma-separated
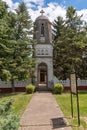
(0, 92, 33, 116)
(54, 91, 87, 130)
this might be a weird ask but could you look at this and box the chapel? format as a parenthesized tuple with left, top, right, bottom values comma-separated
(34, 10, 54, 90)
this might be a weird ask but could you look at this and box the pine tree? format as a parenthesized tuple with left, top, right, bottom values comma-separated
(9, 2, 35, 91)
(0, 0, 13, 81)
(53, 16, 66, 79)
(0, 1, 35, 92)
(53, 6, 87, 79)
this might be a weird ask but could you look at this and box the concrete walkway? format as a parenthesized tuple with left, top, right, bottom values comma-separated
(19, 92, 72, 130)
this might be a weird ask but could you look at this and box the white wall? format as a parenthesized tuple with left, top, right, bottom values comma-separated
(0, 79, 31, 88)
(0, 77, 87, 88)
(54, 76, 87, 87)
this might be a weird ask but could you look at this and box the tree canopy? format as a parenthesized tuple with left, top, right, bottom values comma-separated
(53, 6, 87, 79)
(0, 1, 35, 91)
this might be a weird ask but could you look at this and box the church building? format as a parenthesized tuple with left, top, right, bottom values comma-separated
(34, 10, 54, 90)
(0, 10, 87, 92)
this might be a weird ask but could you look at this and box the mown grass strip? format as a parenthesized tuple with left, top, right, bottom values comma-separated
(54, 92, 87, 130)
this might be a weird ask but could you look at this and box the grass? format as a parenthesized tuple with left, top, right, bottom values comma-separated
(54, 91, 87, 130)
(0, 92, 33, 116)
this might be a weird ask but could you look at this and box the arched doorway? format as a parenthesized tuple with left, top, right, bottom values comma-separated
(38, 63, 47, 87)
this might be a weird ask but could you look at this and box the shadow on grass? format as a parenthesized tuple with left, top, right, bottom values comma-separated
(0, 92, 26, 98)
(78, 91, 87, 94)
(70, 117, 87, 129)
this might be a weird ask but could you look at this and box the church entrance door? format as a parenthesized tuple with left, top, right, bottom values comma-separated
(38, 63, 47, 87)
(40, 70, 46, 83)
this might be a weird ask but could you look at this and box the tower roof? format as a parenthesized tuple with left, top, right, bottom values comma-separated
(35, 10, 49, 21)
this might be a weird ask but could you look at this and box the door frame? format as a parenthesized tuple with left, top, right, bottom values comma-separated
(38, 63, 48, 86)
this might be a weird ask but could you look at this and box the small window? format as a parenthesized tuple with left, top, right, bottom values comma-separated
(37, 50, 40, 55)
(45, 50, 48, 55)
(42, 49, 44, 55)
(41, 23, 44, 36)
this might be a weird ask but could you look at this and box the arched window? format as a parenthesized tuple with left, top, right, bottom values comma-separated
(41, 23, 44, 36)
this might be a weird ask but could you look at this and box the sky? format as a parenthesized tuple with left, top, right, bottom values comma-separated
(2, 0, 87, 22)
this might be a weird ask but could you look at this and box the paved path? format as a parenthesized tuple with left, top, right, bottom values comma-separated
(19, 92, 72, 130)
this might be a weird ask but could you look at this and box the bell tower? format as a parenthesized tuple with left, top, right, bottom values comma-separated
(34, 10, 53, 90)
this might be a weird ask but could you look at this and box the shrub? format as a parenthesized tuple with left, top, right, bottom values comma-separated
(0, 99, 19, 130)
(53, 83, 64, 94)
(26, 84, 35, 94)
(0, 99, 13, 115)
(0, 114, 19, 130)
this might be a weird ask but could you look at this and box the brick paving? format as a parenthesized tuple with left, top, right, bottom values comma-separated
(19, 92, 72, 130)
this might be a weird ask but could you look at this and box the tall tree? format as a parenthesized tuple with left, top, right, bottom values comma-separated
(0, 0, 13, 81)
(9, 2, 35, 91)
(0, 1, 35, 92)
(53, 6, 87, 79)
(53, 16, 66, 79)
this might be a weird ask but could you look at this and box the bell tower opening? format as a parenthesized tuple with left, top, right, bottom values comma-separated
(41, 23, 44, 36)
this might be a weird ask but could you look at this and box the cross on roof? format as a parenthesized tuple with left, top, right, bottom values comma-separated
(40, 9, 45, 15)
